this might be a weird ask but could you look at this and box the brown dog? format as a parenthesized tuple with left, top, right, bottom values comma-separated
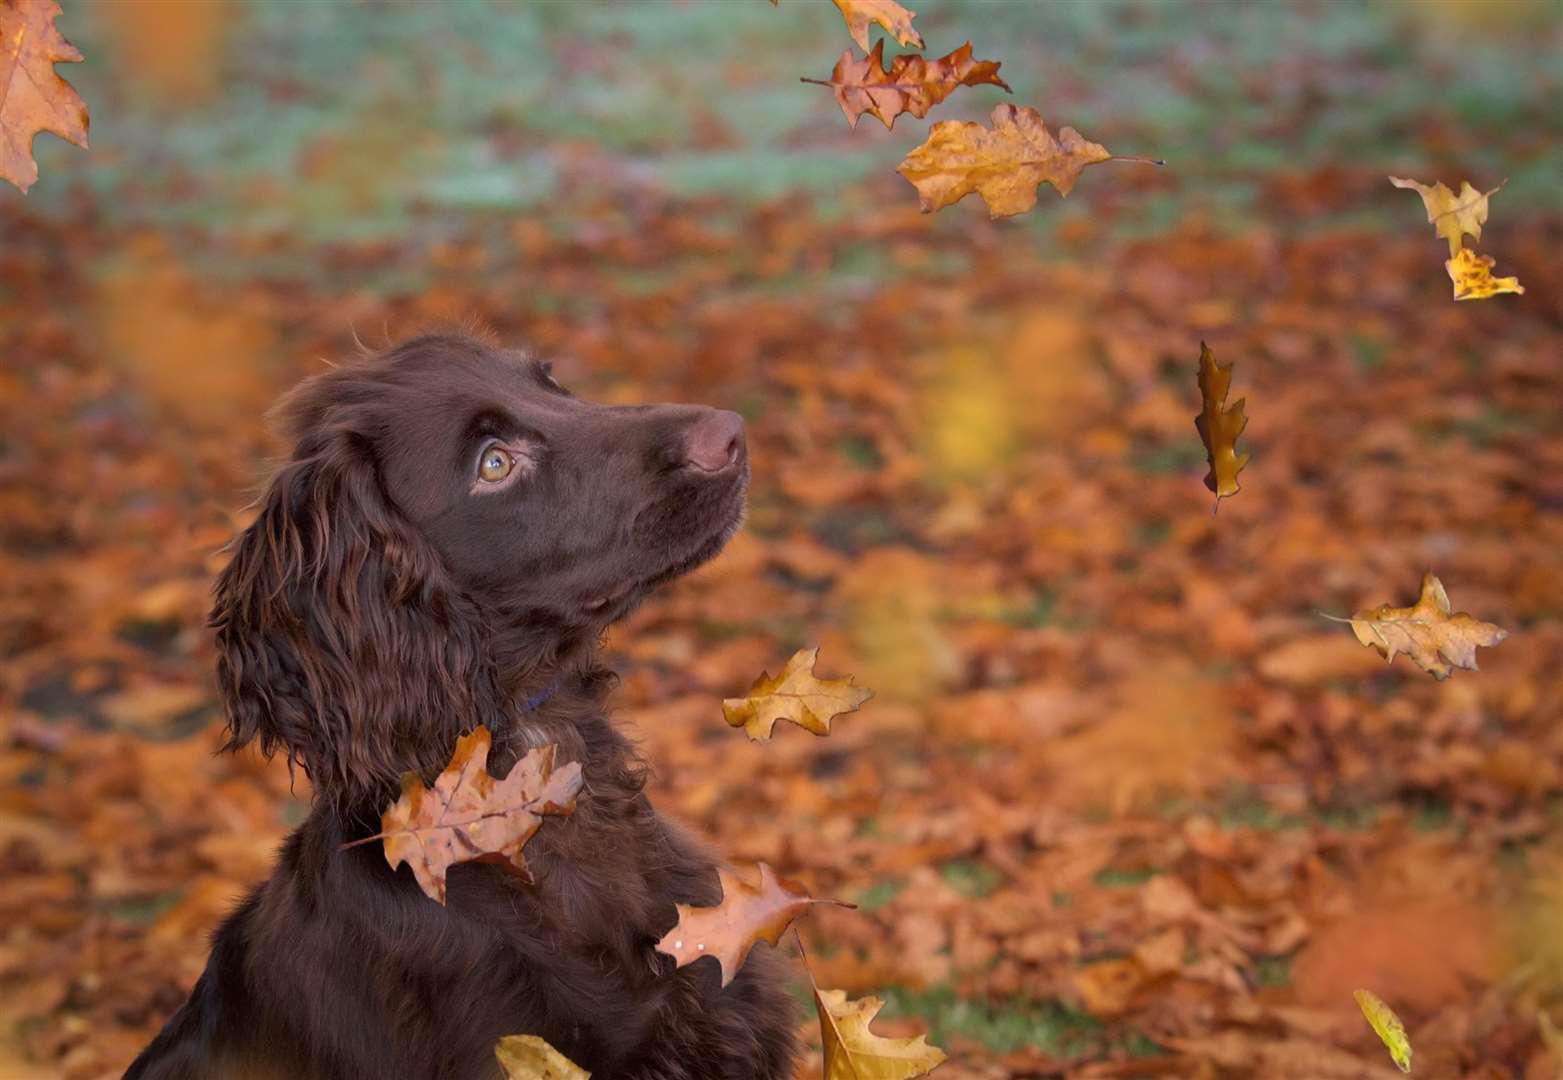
(125, 334, 797, 1079)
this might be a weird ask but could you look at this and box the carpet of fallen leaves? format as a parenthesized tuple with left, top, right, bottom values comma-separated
(3, 188, 1560, 1079)
(4, 3, 1563, 1078)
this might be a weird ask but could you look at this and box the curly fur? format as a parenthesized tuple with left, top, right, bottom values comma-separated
(125, 334, 796, 1080)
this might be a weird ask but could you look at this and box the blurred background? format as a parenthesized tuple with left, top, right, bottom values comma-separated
(2, 1, 1561, 1076)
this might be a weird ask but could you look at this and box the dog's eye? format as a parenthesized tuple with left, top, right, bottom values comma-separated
(477, 445, 514, 483)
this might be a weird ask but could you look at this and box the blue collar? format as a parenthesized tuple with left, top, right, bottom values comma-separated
(521, 679, 561, 712)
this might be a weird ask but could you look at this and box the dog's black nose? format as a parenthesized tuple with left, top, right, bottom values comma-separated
(682, 409, 745, 472)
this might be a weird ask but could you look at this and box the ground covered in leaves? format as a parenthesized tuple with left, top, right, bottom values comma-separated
(2, 2, 1562, 1078)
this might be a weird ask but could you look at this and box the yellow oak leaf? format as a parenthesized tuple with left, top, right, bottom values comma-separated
(1329, 572, 1508, 680)
(495, 1034, 590, 1080)
(814, 40, 1009, 131)
(831, 0, 923, 53)
(655, 863, 850, 987)
(898, 104, 1144, 218)
(722, 647, 872, 740)
(0, 0, 90, 193)
(816, 987, 946, 1080)
(1193, 342, 1249, 506)
(351, 727, 583, 905)
(1354, 989, 1411, 1074)
(1446, 246, 1524, 301)
(1389, 175, 1502, 258)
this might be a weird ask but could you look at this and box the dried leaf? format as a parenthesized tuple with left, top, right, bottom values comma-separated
(1389, 175, 1501, 258)
(897, 104, 1118, 218)
(0, 0, 89, 193)
(1446, 246, 1524, 301)
(367, 727, 583, 905)
(722, 647, 872, 741)
(1354, 989, 1412, 1073)
(817, 40, 1009, 131)
(495, 1034, 590, 1080)
(816, 987, 946, 1080)
(1193, 342, 1250, 505)
(831, 0, 923, 53)
(1330, 572, 1507, 680)
(656, 862, 849, 986)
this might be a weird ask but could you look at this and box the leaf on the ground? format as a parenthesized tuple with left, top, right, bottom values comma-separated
(496, 1034, 590, 1080)
(1327, 572, 1507, 680)
(722, 647, 872, 741)
(831, 0, 923, 52)
(897, 104, 1126, 218)
(816, 987, 946, 1079)
(1194, 342, 1249, 505)
(364, 727, 583, 905)
(1354, 989, 1411, 1073)
(817, 40, 1009, 130)
(1389, 175, 1502, 258)
(0, 0, 89, 193)
(656, 862, 850, 986)
(1446, 246, 1524, 301)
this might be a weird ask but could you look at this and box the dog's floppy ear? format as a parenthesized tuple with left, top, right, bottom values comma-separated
(210, 412, 487, 808)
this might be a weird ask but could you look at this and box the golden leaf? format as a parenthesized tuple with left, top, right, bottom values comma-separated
(495, 1034, 590, 1080)
(817, 40, 1009, 131)
(360, 727, 583, 905)
(0, 0, 89, 193)
(816, 987, 946, 1080)
(1332, 572, 1508, 680)
(1389, 175, 1501, 258)
(722, 647, 872, 741)
(1353, 989, 1411, 1073)
(1193, 342, 1250, 505)
(1445, 246, 1524, 301)
(896, 104, 1116, 218)
(831, 0, 923, 53)
(655, 863, 850, 987)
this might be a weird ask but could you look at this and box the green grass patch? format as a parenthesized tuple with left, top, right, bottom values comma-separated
(854, 878, 904, 912)
(940, 859, 1005, 899)
(1092, 866, 1159, 889)
(1252, 954, 1293, 988)
(876, 985, 1162, 1058)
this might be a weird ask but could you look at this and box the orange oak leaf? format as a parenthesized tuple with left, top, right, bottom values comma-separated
(0, 0, 89, 193)
(655, 863, 851, 986)
(1324, 572, 1508, 680)
(811, 40, 1010, 130)
(1194, 342, 1250, 506)
(351, 726, 583, 905)
(897, 104, 1157, 218)
(722, 647, 872, 741)
(831, 0, 923, 53)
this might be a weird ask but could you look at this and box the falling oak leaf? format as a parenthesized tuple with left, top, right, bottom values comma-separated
(1354, 989, 1411, 1073)
(345, 726, 583, 905)
(496, 1034, 590, 1080)
(897, 104, 1158, 218)
(1193, 342, 1250, 507)
(809, 40, 1010, 131)
(722, 647, 872, 741)
(1323, 572, 1507, 680)
(1389, 175, 1503, 258)
(832, 0, 923, 53)
(816, 988, 946, 1079)
(656, 862, 852, 986)
(1446, 246, 1524, 301)
(0, 0, 89, 194)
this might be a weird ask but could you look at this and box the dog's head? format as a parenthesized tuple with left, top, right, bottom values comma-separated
(211, 332, 747, 803)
